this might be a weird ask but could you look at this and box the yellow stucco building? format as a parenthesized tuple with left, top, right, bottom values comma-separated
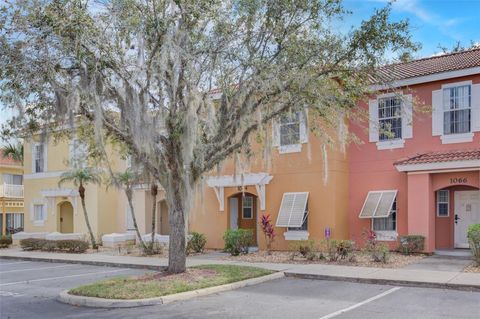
(0, 151, 24, 236)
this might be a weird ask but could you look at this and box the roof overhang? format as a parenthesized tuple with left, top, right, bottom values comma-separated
(370, 66, 480, 90)
(206, 172, 273, 187)
(395, 160, 480, 172)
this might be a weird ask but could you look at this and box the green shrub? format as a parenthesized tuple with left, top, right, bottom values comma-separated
(223, 229, 253, 256)
(56, 240, 89, 253)
(19, 238, 89, 253)
(371, 243, 390, 263)
(20, 238, 48, 251)
(0, 235, 12, 248)
(336, 240, 355, 260)
(467, 224, 480, 266)
(186, 232, 207, 254)
(398, 235, 425, 255)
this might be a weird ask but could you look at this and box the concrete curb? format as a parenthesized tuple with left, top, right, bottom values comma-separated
(285, 272, 480, 292)
(57, 271, 285, 308)
(0, 255, 166, 271)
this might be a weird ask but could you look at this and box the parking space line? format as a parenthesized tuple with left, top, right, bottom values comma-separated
(0, 264, 76, 274)
(318, 287, 402, 319)
(0, 261, 32, 266)
(0, 269, 130, 287)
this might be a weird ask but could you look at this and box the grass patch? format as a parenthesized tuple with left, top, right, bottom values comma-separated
(69, 264, 274, 300)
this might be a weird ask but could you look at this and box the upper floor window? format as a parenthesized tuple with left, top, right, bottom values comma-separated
(279, 112, 301, 146)
(69, 139, 88, 168)
(443, 85, 471, 135)
(378, 96, 403, 141)
(34, 144, 45, 173)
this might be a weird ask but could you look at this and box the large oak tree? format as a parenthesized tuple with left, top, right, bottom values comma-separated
(0, 0, 417, 273)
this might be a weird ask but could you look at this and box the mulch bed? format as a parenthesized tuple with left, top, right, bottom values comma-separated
(223, 250, 425, 268)
(463, 263, 480, 273)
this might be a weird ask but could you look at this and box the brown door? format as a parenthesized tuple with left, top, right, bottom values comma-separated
(237, 194, 257, 246)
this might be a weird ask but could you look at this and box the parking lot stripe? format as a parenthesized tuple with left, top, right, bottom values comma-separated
(0, 269, 130, 287)
(318, 287, 402, 319)
(0, 264, 76, 274)
(0, 261, 32, 266)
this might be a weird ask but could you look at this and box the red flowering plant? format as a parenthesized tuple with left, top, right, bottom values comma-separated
(260, 214, 276, 255)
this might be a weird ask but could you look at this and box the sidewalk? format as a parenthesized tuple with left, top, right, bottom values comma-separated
(1, 248, 479, 292)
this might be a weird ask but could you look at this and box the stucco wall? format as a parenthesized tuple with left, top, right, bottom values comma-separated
(348, 74, 480, 250)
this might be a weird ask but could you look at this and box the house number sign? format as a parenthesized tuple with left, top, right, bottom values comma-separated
(450, 177, 467, 184)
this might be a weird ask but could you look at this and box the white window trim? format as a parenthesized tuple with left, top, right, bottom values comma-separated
(439, 80, 474, 144)
(436, 189, 450, 217)
(32, 142, 48, 173)
(273, 109, 308, 154)
(33, 204, 46, 226)
(370, 92, 412, 150)
(284, 230, 309, 241)
(242, 196, 254, 219)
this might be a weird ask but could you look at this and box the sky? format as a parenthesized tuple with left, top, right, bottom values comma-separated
(343, 0, 480, 57)
(1, 0, 480, 136)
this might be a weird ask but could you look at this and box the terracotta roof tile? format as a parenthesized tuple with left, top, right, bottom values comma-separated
(375, 47, 480, 82)
(0, 150, 22, 166)
(394, 149, 480, 166)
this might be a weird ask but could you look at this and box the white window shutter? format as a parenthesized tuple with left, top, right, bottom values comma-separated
(432, 89, 443, 136)
(31, 144, 36, 172)
(402, 94, 413, 139)
(276, 192, 309, 228)
(272, 120, 280, 147)
(299, 109, 308, 143)
(471, 84, 480, 132)
(368, 99, 379, 142)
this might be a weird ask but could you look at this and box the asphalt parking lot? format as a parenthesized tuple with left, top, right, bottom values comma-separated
(1, 258, 480, 319)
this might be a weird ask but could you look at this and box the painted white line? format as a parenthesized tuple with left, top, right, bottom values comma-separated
(318, 287, 402, 319)
(0, 264, 76, 274)
(0, 290, 24, 297)
(0, 261, 32, 266)
(0, 269, 130, 287)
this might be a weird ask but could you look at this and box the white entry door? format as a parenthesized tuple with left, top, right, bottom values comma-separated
(229, 197, 238, 230)
(454, 190, 480, 248)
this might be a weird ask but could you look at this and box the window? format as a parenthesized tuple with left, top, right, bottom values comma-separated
(359, 190, 397, 218)
(242, 196, 253, 219)
(34, 204, 45, 222)
(6, 213, 24, 230)
(443, 85, 471, 135)
(437, 189, 449, 217)
(2, 174, 23, 185)
(70, 139, 88, 168)
(288, 204, 308, 231)
(34, 144, 45, 173)
(378, 96, 402, 141)
(279, 112, 301, 146)
(373, 199, 396, 231)
(276, 192, 309, 228)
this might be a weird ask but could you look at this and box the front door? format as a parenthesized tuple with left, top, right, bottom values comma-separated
(60, 202, 74, 233)
(229, 197, 238, 230)
(454, 190, 480, 248)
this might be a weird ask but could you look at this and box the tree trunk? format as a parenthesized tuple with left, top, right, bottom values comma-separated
(149, 184, 158, 253)
(79, 185, 97, 249)
(167, 186, 187, 273)
(126, 188, 147, 252)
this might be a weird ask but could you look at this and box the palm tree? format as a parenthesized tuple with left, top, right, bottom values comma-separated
(2, 143, 23, 163)
(110, 170, 148, 252)
(58, 167, 101, 249)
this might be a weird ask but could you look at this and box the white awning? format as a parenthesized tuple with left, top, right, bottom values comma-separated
(359, 190, 397, 219)
(276, 192, 309, 228)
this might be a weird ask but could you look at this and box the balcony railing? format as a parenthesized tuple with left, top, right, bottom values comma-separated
(0, 183, 24, 199)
